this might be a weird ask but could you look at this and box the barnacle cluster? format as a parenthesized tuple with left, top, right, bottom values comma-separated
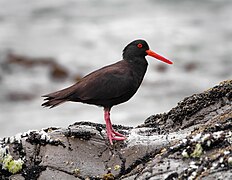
(178, 129, 232, 179)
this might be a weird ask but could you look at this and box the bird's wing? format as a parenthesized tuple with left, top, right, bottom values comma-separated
(67, 61, 136, 102)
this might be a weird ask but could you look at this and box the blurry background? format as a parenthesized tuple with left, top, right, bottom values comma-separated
(0, 0, 231, 137)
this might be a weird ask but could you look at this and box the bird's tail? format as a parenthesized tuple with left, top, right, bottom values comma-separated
(42, 98, 65, 108)
(42, 90, 67, 108)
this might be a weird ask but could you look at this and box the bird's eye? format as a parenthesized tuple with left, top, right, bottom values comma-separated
(137, 43, 143, 48)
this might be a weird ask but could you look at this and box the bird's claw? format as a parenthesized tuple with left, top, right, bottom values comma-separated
(111, 129, 125, 137)
(107, 131, 126, 145)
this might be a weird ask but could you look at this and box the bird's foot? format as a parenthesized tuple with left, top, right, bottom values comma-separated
(107, 131, 126, 145)
(109, 135, 126, 145)
(111, 129, 125, 137)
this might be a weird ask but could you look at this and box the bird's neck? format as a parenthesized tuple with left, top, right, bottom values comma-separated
(125, 57, 148, 79)
(125, 56, 148, 68)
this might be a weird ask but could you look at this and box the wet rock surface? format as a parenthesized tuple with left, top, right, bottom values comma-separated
(0, 80, 231, 179)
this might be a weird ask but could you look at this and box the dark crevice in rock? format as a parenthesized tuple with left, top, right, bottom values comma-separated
(0, 168, 12, 179)
(46, 165, 85, 179)
(165, 172, 179, 180)
(122, 149, 162, 177)
(64, 127, 95, 141)
(11, 141, 26, 159)
(116, 151, 127, 177)
(22, 165, 47, 180)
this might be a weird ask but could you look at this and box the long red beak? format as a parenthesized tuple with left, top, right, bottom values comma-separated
(146, 50, 173, 64)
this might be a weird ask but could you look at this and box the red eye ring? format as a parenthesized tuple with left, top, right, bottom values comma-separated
(137, 43, 143, 48)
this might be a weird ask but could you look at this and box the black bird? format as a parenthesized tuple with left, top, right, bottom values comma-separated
(42, 39, 173, 145)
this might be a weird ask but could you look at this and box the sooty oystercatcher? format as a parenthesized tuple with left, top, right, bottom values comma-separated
(42, 39, 173, 145)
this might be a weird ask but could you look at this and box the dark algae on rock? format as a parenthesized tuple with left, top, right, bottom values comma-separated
(142, 80, 232, 132)
(0, 80, 231, 179)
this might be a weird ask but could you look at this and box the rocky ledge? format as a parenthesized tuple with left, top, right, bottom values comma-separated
(0, 80, 231, 180)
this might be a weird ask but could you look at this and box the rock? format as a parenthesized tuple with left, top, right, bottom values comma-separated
(0, 80, 231, 179)
(184, 62, 197, 72)
(6, 92, 35, 101)
(154, 64, 168, 73)
(5, 53, 56, 67)
(3, 53, 69, 81)
(49, 64, 69, 80)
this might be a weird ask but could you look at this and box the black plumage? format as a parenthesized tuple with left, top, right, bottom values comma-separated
(42, 39, 172, 144)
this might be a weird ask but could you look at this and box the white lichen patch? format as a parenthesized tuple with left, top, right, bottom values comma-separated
(225, 131, 232, 144)
(206, 140, 211, 147)
(201, 134, 211, 143)
(6, 133, 24, 144)
(39, 130, 51, 141)
(219, 157, 224, 163)
(182, 138, 188, 144)
(228, 157, 232, 166)
(224, 150, 230, 155)
(210, 162, 218, 170)
(2, 129, 57, 157)
(22, 129, 38, 136)
(9, 136, 15, 144)
(188, 171, 197, 180)
(212, 131, 224, 139)
(0, 146, 8, 163)
(127, 128, 188, 147)
(26, 129, 53, 143)
(182, 149, 189, 158)
(14, 133, 23, 143)
(191, 133, 202, 142)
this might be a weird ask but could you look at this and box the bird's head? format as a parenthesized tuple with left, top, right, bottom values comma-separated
(123, 39, 173, 64)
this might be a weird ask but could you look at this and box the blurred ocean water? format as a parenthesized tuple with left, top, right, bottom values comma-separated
(0, 0, 231, 137)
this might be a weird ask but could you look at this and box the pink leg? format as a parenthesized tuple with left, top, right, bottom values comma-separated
(107, 116, 125, 137)
(104, 108, 126, 145)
